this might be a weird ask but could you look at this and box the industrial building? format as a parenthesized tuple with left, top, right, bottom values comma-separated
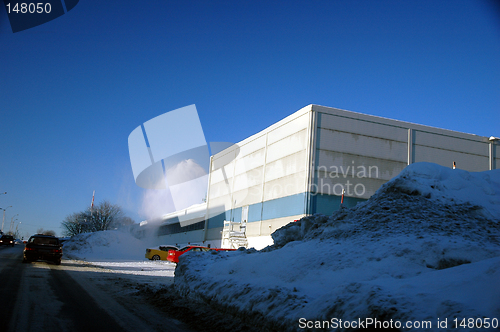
(144, 104, 499, 250)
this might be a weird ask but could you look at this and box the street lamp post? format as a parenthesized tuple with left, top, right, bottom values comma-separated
(15, 221, 21, 238)
(1, 206, 13, 233)
(10, 214, 19, 234)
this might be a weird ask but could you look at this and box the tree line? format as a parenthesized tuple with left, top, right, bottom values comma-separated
(61, 201, 134, 237)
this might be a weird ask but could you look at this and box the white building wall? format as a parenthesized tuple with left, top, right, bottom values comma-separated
(412, 130, 489, 172)
(312, 108, 408, 204)
(308, 105, 497, 214)
(149, 104, 498, 250)
(205, 108, 312, 242)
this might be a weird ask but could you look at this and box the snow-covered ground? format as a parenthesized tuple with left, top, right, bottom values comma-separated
(63, 229, 177, 288)
(63, 162, 500, 331)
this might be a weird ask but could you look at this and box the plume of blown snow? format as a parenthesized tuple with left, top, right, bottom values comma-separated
(140, 159, 208, 220)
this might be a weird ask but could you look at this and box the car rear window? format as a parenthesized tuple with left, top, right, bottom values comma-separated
(30, 237, 59, 245)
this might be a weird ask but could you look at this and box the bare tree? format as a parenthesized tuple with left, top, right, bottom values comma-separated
(92, 201, 124, 231)
(61, 212, 88, 236)
(113, 216, 135, 228)
(35, 228, 56, 236)
(61, 201, 134, 237)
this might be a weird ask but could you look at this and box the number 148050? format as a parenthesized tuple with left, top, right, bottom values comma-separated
(6, 3, 52, 14)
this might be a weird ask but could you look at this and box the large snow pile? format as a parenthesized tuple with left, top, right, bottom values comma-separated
(63, 230, 148, 261)
(174, 162, 500, 331)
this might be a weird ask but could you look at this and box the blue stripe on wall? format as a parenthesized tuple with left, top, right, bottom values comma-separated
(248, 203, 262, 222)
(207, 194, 305, 229)
(206, 192, 366, 229)
(309, 193, 365, 215)
(261, 193, 306, 220)
(206, 212, 224, 229)
(231, 207, 242, 223)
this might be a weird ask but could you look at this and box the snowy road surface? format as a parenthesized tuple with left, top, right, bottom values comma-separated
(0, 245, 191, 332)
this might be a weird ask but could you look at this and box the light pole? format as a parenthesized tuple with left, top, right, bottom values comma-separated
(1, 206, 12, 233)
(0, 192, 7, 233)
(9, 214, 19, 234)
(15, 221, 21, 238)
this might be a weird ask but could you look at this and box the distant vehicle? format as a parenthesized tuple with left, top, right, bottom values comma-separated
(145, 245, 180, 261)
(22, 234, 63, 265)
(0, 235, 15, 247)
(167, 245, 236, 263)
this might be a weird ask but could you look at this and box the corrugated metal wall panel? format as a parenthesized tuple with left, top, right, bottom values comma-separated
(231, 185, 262, 207)
(210, 163, 235, 184)
(413, 145, 489, 172)
(315, 150, 405, 181)
(266, 128, 308, 163)
(267, 113, 309, 145)
(263, 172, 307, 201)
(313, 172, 390, 199)
(211, 148, 238, 171)
(264, 150, 307, 182)
(234, 148, 266, 176)
(414, 130, 487, 156)
(233, 165, 264, 192)
(237, 135, 267, 159)
(318, 112, 408, 142)
(317, 129, 408, 163)
(207, 177, 233, 199)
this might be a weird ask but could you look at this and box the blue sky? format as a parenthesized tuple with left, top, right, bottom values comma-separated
(0, 0, 499, 237)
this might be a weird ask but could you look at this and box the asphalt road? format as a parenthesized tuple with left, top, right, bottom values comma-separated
(0, 245, 191, 332)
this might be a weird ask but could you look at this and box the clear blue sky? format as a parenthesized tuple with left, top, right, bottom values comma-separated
(1, 0, 499, 237)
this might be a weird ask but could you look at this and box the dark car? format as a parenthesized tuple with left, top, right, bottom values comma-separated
(0, 235, 15, 247)
(23, 234, 62, 265)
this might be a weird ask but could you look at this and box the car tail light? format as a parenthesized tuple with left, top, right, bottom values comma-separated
(52, 249, 62, 253)
(25, 247, 34, 251)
